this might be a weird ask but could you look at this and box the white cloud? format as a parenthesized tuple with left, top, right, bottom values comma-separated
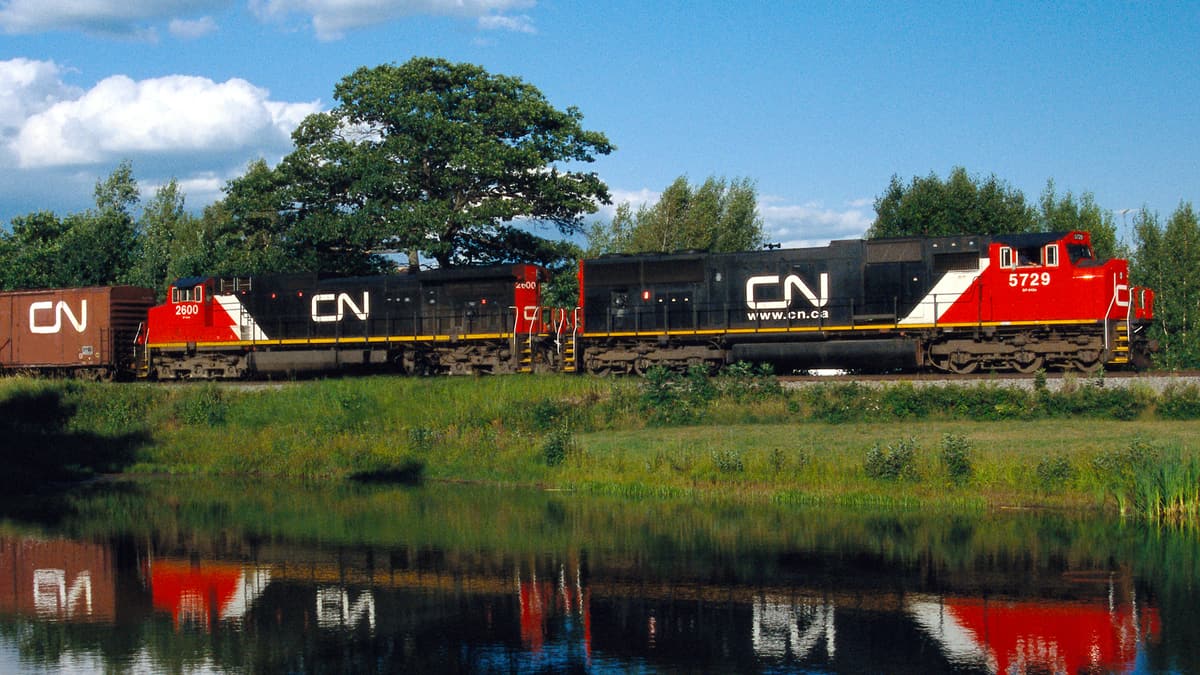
(0, 59, 322, 222)
(597, 187, 875, 249)
(0, 59, 83, 141)
(249, 0, 536, 40)
(760, 196, 875, 248)
(169, 15, 218, 38)
(0, 0, 225, 36)
(478, 13, 534, 33)
(9, 71, 319, 168)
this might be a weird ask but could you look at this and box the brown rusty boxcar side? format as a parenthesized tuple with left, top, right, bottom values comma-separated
(0, 286, 157, 379)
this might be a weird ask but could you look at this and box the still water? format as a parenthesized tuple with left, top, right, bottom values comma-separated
(0, 478, 1194, 673)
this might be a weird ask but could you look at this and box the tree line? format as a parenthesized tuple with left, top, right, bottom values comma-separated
(0, 58, 1195, 369)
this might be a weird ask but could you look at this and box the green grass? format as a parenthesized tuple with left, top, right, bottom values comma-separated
(3, 371, 1200, 519)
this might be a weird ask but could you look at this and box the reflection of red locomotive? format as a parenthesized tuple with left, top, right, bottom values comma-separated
(0, 230, 1155, 378)
(909, 594, 1161, 674)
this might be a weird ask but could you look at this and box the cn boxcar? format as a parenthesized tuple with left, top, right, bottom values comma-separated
(577, 230, 1154, 374)
(0, 286, 157, 379)
(140, 264, 565, 378)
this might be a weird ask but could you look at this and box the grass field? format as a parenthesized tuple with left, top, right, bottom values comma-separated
(3, 370, 1199, 519)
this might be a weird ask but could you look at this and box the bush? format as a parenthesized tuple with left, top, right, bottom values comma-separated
(1036, 455, 1074, 490)
(174, 385, 228, 427)
(865, 437, 920, 481)
(639, 364, 717, 425)
(940, 433, 973, 485)
(1158, 384, 1200, 420)
(542, 425, 575, 466)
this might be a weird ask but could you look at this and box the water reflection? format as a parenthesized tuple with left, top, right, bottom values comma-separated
(0, 479, 1193, 673)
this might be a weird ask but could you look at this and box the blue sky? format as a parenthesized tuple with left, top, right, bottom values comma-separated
(1, 1, 1196, 247)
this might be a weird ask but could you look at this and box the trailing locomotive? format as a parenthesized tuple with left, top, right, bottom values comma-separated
(577, 230, 1154, 374)
(139, 264, 573, 378)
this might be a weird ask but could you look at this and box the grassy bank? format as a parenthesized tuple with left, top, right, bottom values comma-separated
(3, 369, 1200, 519)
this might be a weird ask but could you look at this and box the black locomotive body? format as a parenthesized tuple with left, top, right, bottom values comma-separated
(143, 264, 555, 378)
(578, 232, 1153, 374)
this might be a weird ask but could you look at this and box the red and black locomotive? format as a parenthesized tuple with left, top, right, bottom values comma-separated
(578, 230, 1154, 374)
(0, 230, 1155, 379)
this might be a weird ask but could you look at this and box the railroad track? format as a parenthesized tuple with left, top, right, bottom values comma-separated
(777, 370, 1200, 390)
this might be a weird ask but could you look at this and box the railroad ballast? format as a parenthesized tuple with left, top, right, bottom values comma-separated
(0, 230, 1155, 379)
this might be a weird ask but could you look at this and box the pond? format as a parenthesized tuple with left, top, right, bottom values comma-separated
(0, 478, 1194, 673)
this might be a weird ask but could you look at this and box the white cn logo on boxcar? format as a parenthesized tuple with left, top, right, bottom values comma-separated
(29, 300, 87, 334)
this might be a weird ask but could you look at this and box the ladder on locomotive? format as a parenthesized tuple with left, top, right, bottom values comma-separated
(1108, 319, 1131, 366)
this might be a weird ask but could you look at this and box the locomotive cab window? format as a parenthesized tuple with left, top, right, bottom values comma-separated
(1016, 247, 1041, 266)
(172, 285, 204, 303)
(1067, 244, 1094, 264)
(999, 247, 1015, 269)
(1043, 244, 1060, 267)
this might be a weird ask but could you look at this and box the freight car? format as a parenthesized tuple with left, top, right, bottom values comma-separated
(576, 230, 1155, 374)
(0, 286, 157, 379)
(139, 264, 571, 379)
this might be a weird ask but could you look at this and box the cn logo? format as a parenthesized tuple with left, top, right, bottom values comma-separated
(29, 300, 88, 334)
(311, 292, 370, 323)
(745, 274, 829, 310)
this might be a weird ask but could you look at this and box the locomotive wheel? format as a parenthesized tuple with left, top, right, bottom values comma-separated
(946, 353, 979, 374)
(1009, 353, 1044, 374)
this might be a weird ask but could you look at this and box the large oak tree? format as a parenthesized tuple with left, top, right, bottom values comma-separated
(240, 58, 614, 272)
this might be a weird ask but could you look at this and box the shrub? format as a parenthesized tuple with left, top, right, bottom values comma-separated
(1158, 384, 1200, 420)
(542, 425, 575, 466)
(865, 437, 920, 481)
(940, 433, 973, 485)
(174, 385, 228, 426)
(527, 400, 574, 432)
(1036, 455, 1074, 490)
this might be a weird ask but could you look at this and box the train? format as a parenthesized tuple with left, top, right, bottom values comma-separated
(0, 230, 1155, 379)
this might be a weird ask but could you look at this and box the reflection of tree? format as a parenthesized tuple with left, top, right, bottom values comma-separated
(1, 388, 147, 489)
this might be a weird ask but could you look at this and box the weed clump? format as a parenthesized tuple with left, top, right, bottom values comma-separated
(940, 433, 973, 485)
(865, 438, 920, 481)
(711, 449, 745, 474)
(1036, 455, 1074, 491)
(542, 425, 576, 467)
(174, 385, 228, 427)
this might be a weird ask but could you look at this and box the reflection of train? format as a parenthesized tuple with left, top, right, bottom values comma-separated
(909, 594, 1160, 673)
(0, 536, 1167, 672)
(0, 230, 1155, 378)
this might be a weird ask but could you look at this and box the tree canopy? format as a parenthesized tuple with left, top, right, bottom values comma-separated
(587, 175, 764, 255)
(1130, 202, 1200, 368)
(1037, 180, 1121, 260)
(226, 57, 614, 273)
(869, 167, 1037, 239)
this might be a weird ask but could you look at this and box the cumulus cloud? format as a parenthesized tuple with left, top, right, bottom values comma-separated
(0, 0, 225, 36)
(169, 15, 218, 38)
(0, 58, 321, 222)
(249, 0, 536, 40)
(9, 71, 319, 168)
(0, 59, 83, 141)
